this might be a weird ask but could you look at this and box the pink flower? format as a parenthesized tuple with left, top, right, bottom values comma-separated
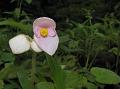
(33, 17, 59, 56)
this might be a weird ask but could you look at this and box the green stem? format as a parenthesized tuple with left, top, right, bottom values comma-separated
(85, 17, 93, 69)
(116, 55, 119, 73)
(116, 34, 120, 73)
(88, 52, 98, 70)
(85, 54, 90, 69)
(19, 0, 23, 14)
(89, 18, 92, 26)
(17, 0, 23, 20)
(31, 52, 37, 86)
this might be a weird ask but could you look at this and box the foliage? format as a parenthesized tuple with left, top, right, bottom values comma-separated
(0, 0, 120, 89)
(91, 67, 120, 84)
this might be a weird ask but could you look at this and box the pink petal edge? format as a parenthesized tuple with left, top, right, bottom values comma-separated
(33, 17, 56, 30)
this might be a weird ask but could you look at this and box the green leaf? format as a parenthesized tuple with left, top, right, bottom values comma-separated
(0, 19, 32, 33)
(60, 45, 82, 53)
(10, 0, 16, 3)
(65, 71, 80, 88)
(0, 63, 14, 80)
(86, 83, 97, 89)
(46, 55, 66, 89)
(0, 33, 8, 49)
(68, 40, 79, 49)
(59, 35, 69, 43)
(1, 53, 15, 62)
(0, 80, 4, 89)
(109, 47, 120, 56)
(65, 71, 87, 88)
(4, 80, 21, 89)
(17, 70, 33, 89)
(4, 84, 15, 89)
(36, 82, 55, 89)
(90, 67, 120, 84)
(25, 0, 32, 4)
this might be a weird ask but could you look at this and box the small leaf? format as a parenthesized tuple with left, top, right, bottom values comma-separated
(90, 67, 120, 84)
(86, 83, 97, 89)
(25, 0, 32, 4)
(4, 80, 20, 89)
(17, 70, 33, 89)
(109, 47, 120, 56)
(0, 63, 14, 80)
(0, 19, 32, 33)
(4, 84, 14, 89)
(1, 53, 15, 62)
(59, 35, 69, 43)
(10, 0, 16, 3)
(36, 82, 55, 89)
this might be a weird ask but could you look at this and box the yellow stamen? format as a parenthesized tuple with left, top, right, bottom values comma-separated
(40, 28, 48, 37)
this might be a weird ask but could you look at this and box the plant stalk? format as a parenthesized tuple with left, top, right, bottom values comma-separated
(88, 51, 98, 69)
(85, 54, 90, 69)
(31, 52, 37, 86)
(116, 33, 120, 73)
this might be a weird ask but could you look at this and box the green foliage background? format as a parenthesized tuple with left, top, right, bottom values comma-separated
(0, 0, 120, 89)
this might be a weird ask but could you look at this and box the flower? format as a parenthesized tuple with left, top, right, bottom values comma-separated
(33, 17, 59, 56)
(30, 40, 42, 53)
(9, 17, 59, 56)
(9, 34, 31, 54)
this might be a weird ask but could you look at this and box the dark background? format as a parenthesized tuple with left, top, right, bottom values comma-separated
(0, 0, 120, 22)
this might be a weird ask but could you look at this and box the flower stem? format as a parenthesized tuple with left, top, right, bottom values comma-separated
(85, 53, 90, 69)
(18, 0, 23, 18)
(88, 51, 98, 69)
(31, 52, 37, 86)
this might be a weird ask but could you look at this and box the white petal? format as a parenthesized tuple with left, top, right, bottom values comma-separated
(30, 40, 42, 53)
(9, 34, 30, 54)
(34, 35, 59, 56)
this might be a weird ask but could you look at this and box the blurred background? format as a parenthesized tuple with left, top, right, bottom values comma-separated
(0, 0, 120, 89)
(0, 0, 120, 21)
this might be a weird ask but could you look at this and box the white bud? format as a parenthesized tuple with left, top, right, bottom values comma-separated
(30, 40, 42, 52)
(9, 34, 30, 54)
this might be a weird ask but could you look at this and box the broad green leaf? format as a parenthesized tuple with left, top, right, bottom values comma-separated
(65, 71, 87, 88)
(25, 0, 32, 4)
(46, 55, 66, 89)
(90, 67, 120, 84)
(65, 71, 80, 88)
(36, 82, 54, 89)
(17, 70, 33, 89)
(1, 53, 15, 62)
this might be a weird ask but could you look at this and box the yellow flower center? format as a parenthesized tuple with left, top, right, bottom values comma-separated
(40, 28, 48, 37)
